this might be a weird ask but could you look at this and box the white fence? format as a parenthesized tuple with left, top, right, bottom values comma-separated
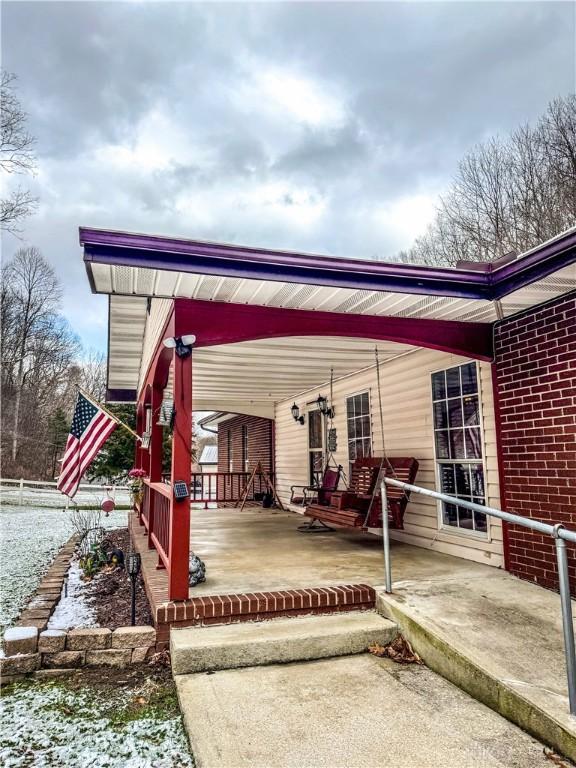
(0, 478, 131, 509)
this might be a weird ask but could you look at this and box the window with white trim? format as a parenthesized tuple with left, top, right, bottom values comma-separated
(241, 424, 249, 472)
(431, 362, 487, 534)
(227, 429, 232, 472)
(347, 392, 372, 471)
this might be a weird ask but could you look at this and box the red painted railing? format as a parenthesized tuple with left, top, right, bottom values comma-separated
(140, 483, 150, 531)
(138, 472, 271, 590)
(190, 472, 273, 505)
(141, 479, 172, 569)
(149, 482, 171, 569)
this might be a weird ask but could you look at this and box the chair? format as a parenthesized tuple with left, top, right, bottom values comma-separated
(290, 465, 342, 506)
(303, 456, 419, 531)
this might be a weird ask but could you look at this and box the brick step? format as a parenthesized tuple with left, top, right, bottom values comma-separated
(171, 611, 397, 675)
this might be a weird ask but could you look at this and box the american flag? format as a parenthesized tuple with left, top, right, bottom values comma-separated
(57, 393, 117, 498)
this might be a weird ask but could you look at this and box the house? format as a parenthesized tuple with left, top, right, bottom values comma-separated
(198, 444, 218, 473)
(80, 225, 575, 633)
(199, 412, 274, 476)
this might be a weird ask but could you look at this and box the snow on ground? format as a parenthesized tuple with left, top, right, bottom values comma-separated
(0, 682, 195, 768)
(0, 504, 126, 633)
(1, 502, 195, 767)
(47, 559, 98, 630)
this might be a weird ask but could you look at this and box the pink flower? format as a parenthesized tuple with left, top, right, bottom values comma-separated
(128, 468, 147, 478)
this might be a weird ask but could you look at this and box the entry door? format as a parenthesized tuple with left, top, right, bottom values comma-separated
(308, 410, 324, 486)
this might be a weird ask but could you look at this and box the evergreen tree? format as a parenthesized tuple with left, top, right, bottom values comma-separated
(47, 408, 69, 479)
(87, 404, 136, 481)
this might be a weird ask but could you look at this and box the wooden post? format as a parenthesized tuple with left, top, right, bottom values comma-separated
(147, 385, 164, 549)
(135, 404, 144, 472)
(168, 349, 192, 600)
(149, 385, 164, 482)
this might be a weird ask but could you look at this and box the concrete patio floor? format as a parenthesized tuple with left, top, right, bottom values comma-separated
(136, 504, 501, 605)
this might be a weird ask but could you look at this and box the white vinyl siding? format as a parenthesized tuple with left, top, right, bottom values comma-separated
(138, 298, 173, 391)
(274, 348, 503, 568)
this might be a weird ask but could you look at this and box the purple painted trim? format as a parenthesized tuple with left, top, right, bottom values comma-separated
(83, 244, 487, 300)
(81, 228, 488, 300)
(490, 229, 576, 299)
(106, 388, 137, 403)
(106, 297, 111, 403)
(80, 226, 576, 301)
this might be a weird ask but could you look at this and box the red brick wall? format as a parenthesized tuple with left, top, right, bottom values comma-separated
(217, 415, 273, 474)
(494, 293, 576, 590)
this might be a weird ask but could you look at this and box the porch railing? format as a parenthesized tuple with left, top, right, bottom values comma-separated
(139, 472, 273, 572)
(380, 476, 576, 717)
(140, 479, 172, 569)
(190, 471, 273, 506)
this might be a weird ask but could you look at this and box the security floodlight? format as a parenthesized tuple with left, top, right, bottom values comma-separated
(163, 334, 196, 358)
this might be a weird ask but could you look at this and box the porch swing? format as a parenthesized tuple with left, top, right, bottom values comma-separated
(302, 349, 419, 532)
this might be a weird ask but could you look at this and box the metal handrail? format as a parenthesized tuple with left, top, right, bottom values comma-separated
(380, 476, 576, 716)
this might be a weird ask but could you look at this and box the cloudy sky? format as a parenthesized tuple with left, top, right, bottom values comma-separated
(2, 1, 574, 352)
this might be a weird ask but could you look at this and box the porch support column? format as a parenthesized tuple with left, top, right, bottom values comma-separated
(146, 384, 164, 550)
(168, 348, 192, 600)
(134, 404, 144, 471)
(149, 385, 164, 483)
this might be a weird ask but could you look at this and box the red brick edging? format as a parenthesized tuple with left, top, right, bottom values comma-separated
(154, 584, 375, 644)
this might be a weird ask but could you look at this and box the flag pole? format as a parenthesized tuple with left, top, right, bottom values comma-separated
(76, 386, 141, 441)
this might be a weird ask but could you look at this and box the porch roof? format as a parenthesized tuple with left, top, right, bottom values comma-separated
(81, 226, 576, 404)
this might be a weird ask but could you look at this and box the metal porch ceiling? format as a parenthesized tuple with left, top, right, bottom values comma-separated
(92, 226, 575, 401)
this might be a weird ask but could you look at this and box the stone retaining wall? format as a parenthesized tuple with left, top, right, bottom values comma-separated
(1, 625, 157, 684)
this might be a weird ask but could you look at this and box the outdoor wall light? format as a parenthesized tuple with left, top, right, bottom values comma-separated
(163, 334, 196, 358)
(291, 403, 305, 425)
(315, 395, 335, 419)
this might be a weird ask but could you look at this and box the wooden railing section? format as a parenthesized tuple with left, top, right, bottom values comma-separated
(190, 471, 273, 506)
(137, 472, 272, 590)
(140, 480, 173, 570)
(148, 482, 171, 569)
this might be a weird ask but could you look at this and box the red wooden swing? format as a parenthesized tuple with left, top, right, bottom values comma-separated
(303, 455, 418, 531)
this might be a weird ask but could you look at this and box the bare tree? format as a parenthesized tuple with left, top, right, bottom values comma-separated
(78, 350, 107, 402)
(401, 94, 576, 266)
(1, 71, 38, 233)
(1, 247, 75, 465)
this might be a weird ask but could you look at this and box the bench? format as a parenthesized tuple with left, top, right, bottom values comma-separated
(303, 456, 419, 531)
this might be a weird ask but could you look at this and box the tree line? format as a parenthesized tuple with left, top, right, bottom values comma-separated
(1, 71, 136, 482)
(397, 95, 576, 266)
(0, 246, 114, 479)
